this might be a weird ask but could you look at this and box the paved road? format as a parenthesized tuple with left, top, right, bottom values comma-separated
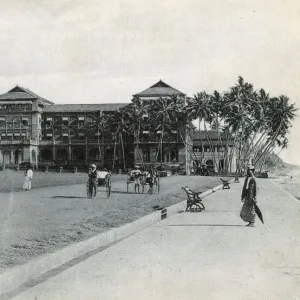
(9, 179, 300, 300)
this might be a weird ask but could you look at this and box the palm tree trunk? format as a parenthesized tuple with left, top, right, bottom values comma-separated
(204, 122, 217, 171)
(97, 127, 102, 168)
(179, 129, 198, 163)
(112, 138, 117, 171)
(120, 132, 126, 170)
(228, 131, 238, 174)
(254, 120, 283, 166)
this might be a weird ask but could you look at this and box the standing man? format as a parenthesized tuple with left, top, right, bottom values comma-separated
(240, 165, 257, 227)
(88, 164, 98, 198)
(23, 164, 33, 191)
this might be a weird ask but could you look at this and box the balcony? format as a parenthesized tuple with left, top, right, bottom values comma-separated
(0, 139, 31, 145)
(137, 137, 181, 144)
(39, 139, 117, 146)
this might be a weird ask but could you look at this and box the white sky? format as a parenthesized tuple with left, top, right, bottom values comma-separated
(0, 0, 299, 164)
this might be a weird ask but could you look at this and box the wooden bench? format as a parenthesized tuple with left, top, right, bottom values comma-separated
(182, 187, 205, 212)
(220, 178, 230, 189)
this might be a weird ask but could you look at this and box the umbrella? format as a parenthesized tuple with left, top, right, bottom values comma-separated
(254, 203, 264, 224)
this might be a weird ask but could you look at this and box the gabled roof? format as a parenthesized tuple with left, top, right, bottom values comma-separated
(43, 103, 129, 113)
(133, 80, 185, 97)
(0, 86, 53, 105)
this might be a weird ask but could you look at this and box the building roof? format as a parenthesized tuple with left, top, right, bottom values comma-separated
(43, 103, 129, 113)
(133, 80, 185, 97)
(0, 86, 54, 105)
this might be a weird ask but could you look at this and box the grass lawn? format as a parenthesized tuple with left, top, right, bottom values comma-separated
(0, 170, 89, 192)
(0, 173, 226, 271)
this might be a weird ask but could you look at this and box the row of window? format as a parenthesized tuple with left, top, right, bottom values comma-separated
(0, 104, 32, 110)
(0, 118, 30, 127)
(193, 147, 228, 152)
(44, 116, 86, 126)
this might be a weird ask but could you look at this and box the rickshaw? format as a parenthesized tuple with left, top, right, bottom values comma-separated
(86, 172, 111, 198)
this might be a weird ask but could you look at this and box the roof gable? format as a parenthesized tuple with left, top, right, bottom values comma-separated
(134, 80, 185, 97)
(8, 86, 26, 93)
(0, 86, 54, 105)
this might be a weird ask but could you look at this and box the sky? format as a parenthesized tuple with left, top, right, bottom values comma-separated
(0, 0, 299, 164)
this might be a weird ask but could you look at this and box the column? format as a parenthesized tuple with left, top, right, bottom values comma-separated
(11, 149, 15, 164)
(68, 145, 72, 161)
(53, 145, 56, 161)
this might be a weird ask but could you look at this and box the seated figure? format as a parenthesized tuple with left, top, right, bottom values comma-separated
(97, 168, 109, 186)
(130, 166, 141, 182)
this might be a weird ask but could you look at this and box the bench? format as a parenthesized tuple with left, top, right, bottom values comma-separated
(182, 187, 205, 212)
(220, 178, 230, 189)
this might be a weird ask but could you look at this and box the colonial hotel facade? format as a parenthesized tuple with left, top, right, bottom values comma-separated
(0, 82, 236, 173)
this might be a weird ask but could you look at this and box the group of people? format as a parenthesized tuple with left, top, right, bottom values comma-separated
(129, 165, 158, 193)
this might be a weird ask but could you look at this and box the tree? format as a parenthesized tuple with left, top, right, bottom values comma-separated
(106, 110, 128, 170)
(148, 97, 179, 165)
(122, 97, 147, 164)
(84, 113, 109, 167)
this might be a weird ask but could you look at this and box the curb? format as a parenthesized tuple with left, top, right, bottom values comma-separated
(0, 179, 234, 295)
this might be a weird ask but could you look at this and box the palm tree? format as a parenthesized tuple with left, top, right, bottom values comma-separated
(84, 113, 109, 167)
(210, 91, 225, 172)
(107, 110, 128, 170)
(222, 77, 255, 176)
(253, 95, 297, 168)
(122, 97, 147, 165)
(149, 97, 177, 165)
(186, 92, 216, 168)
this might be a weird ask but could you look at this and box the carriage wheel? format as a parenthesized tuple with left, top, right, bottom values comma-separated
(189, 203, 202, 212)
(86, 182, 90, 198)
(106, 179, 111, 198)
(106, 185, 111, 198)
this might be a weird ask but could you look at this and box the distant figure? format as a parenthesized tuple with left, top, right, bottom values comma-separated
(88, 164, 98, 198)
(23, 165, 33, 191)
(240, 165, 257, 227)
(145, 166, 156, 194)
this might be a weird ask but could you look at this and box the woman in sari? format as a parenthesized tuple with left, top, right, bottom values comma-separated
(240, 165, 257, 227)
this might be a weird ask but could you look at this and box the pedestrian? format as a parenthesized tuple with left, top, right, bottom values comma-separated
(23, 164, 33, 191)
(88, 164, 98, 198)
(240, 165, 257, 227)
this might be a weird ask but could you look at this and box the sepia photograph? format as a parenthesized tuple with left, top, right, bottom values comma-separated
(0, 0, 300, 299)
